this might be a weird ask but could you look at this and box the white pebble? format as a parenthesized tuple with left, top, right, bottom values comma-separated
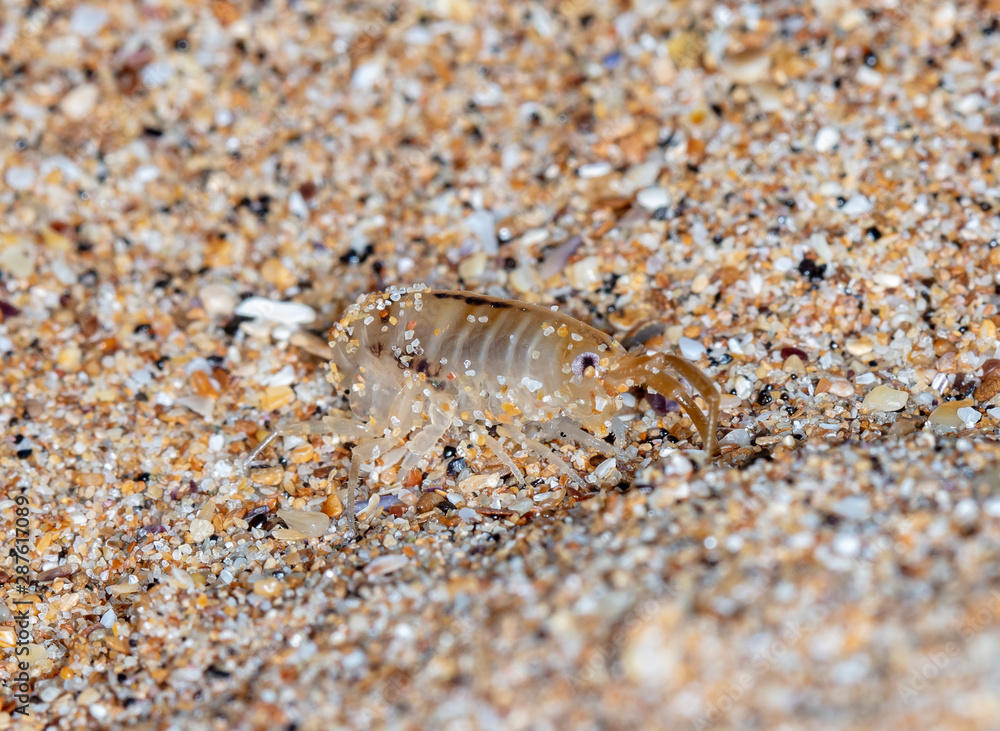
(59, 83, 99, 121)
(352, 60, 384, 90)
(594, 458, 617, 480)
(773, 256, 795, 273)
(988, 407, 1000, 421)
(678, 337, 706, 361)
(288, 191, 309, 219)
(828, 379, 855, 398)
(170, 568, 195, 590)
(235, 296, 316, 326)
(814, 126, 840, 153)
(208, 434, 225, 452)
(856, 67, 883, 87)
(624, 161, 661, 191)
(855, 372, 877, 385)
(188, 518, 214, 542)
(465, 210, 497, 255)
(70, 5, 109, 35)
(215, 108, 234, 127)
(636, 186, 671, 211)
(199, 283, 237, 316)
(51, 259, 77, 286)
(4, 166, 35, 190)
(861, 385, 908, 412)
(954, 498, 978, 523)
(831, 496, 870, 521)
(577, 161, 612, 179)
(957, 406, 981, 427)
(458, 252, 488, 281)
(262, 364, 297, 387)
(933, 2, 957, 29)
(176, 395, 213, 419)
(956, 94, 985, 115)
(0, 240, 35, 278)
(735, 376, 753, 400)
(134, 164, 160, 183)
(833, 533, 860, 557)
(566, 256, 602, 290)
(520, 376, 543, 393)
(873, 272, 903, 288)
(839, 194, 872, 217)
(100, 609, 116, 628)
(720, 428, 750, 447)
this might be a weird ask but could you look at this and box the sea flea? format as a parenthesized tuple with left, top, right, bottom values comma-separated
(245, 284, 719, 537)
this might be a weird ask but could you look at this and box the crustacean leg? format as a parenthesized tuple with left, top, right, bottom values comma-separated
(497, 423, 586, 487)
(244, 413, 376, 538)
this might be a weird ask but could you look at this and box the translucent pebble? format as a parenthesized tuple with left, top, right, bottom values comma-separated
(276, 509, 330, 539)
(364, 554, 410, 577)
(720, 428, 750, 447)
(929, 399, 974, 428)
(720, 48, 770, 84)
(510, 498, 535, 515)
(839, 194, 872, 217)
(956, 406, 981, 427)
(465, 210, 497, 255)
(861, 385, 907, 412)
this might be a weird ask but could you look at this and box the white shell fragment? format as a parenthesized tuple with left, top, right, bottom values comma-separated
(234, 297, 316, 326)
(636, 186, 671, 211)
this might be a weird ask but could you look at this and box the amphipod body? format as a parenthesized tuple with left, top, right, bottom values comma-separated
(245, 284, 719, 538)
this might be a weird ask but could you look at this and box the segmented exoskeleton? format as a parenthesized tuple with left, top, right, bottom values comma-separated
(245, 284, 719, 537)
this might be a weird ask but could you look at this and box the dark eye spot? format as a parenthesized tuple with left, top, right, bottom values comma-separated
(572, 352, 600, 376)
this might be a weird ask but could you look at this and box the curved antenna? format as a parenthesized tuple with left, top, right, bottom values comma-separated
(612, 353, 719, 457)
